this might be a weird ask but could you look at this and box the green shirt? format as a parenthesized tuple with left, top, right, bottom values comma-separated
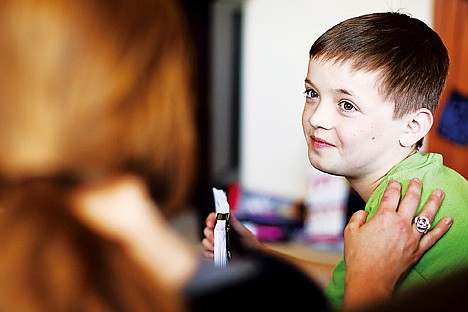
(323, 152, 468, 311)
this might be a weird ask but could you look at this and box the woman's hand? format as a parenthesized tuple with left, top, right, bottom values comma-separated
(343, 178, 451, 311)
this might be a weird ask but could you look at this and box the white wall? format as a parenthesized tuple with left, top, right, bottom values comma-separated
(239, 0, 434, 200)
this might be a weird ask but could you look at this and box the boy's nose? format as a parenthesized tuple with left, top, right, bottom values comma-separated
(308, 101, 334, 130)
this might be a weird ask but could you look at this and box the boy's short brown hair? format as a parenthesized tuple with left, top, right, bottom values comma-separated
(309, 12, 449, 120)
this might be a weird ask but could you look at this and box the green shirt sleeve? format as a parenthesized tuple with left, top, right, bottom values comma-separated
(323, 258, 346, 311)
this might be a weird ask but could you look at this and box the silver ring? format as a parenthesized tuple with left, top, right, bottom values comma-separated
(414, 216, 431, 234)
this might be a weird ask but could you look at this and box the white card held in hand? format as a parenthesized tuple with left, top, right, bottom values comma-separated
(213, 187, 231, 267)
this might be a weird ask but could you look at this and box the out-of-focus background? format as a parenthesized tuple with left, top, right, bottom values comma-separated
(173, 0, 467, 261)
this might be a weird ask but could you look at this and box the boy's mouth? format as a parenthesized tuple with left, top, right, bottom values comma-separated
(310, 135, 335, 148)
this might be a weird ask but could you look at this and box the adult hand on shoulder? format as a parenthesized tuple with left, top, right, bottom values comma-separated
(343, 178, 452, 311)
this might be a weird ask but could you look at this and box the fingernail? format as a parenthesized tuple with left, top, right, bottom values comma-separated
(444, 217, 452, 225)
(412, 178, 421, 184)
(435, 189, 444, 198)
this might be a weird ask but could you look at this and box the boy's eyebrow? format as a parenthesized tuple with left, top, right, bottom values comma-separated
(334, 88, 354, 96)
(304, 78, 319, 89)
(304, 78, 355, 97)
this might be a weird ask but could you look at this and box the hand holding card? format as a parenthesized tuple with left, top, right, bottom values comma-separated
(213, 187, 231, 267)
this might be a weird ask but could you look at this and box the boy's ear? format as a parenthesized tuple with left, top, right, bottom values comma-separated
(399, 108, 433, 147)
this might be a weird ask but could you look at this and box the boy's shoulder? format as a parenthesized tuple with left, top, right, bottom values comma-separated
(366, 152, 467, 215)
(392, 152, 465, 184)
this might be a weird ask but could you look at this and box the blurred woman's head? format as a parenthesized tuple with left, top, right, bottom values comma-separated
(0, 0, 196, 214)
(0, 0, 197, 311)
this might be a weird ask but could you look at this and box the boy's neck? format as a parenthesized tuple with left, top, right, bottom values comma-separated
(348, 176, 385, 202)
(347, 149, 418, 202)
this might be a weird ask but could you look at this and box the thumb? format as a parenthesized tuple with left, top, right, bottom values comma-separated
(347, 210, 368, 230)
(229, 214, 263, 251)
(229, 214, 246, 232)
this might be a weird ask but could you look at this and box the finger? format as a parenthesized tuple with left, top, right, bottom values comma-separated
(376, 179, 402, 214)
(228, 214, 246, 233)
(227, 215, 263, 250)
(203, 249, 214, 259)
(414, 189, 444, 224)
(417, 216, 452, 258)
(201, 237, 214, 252)
(397, 178, 422, 221)
(347, 210, 369, 230)
(412, 188, 444, 236)
(344, 210, 368, 240)
(205, 212, 217, 228)
(203, 226, 214, 243)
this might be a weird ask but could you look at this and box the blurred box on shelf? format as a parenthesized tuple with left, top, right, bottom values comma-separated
(231, 187, 305, 242)
(303, 167, 349, 246)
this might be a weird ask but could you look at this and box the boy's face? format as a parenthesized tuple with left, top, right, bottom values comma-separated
(302, 57, 409, 179)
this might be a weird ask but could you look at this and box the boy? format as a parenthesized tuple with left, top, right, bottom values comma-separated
(303, 12, 468, 310)
(203, 12, 468, 311)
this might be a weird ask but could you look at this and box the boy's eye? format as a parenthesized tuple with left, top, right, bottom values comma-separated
(339, 100, 356, 112)
(304, 88, 318, 99)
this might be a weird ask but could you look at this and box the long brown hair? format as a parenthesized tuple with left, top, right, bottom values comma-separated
(0, 0, 196, 213)
(0, 0, 196, 310)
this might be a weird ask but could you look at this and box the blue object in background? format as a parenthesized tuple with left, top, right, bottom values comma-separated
(438, 91, 468, 145)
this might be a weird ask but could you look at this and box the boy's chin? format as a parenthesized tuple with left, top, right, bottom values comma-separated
(309, 161, 336, 176)
(309, 158, 349, 177)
